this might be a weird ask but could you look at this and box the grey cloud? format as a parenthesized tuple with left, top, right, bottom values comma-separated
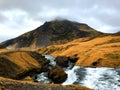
(0, 13, 7, 22)
(1, 0, 120, 25)
(0, 0, 120, 42)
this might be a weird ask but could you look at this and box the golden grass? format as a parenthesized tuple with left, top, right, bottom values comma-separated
(0, 49, 10, 54)
(5, 52, 40, 70)
(38, 35, 120, 68)
(0, 51, 41, 79)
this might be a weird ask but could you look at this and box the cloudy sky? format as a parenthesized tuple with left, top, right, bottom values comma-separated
(0, 0, 120, 42)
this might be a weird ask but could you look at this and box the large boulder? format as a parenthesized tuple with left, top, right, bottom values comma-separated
(48, 66, 67, 84)
(55, 56, 69, 67)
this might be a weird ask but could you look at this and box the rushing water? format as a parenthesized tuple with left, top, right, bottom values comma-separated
(36, 55, 120, 90)
(63, 66, 120, 90)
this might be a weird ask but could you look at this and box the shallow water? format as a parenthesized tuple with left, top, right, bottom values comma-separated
(44, 55, 56, 66)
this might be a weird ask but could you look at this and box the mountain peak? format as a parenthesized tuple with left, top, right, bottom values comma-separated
(44, 19, 88, 27)
(0, 20, 103, 50)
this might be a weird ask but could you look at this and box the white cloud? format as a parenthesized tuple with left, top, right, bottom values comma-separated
(97, 25, 119, 33)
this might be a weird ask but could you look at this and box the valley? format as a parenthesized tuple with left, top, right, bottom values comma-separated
(0, 20, 120, 90)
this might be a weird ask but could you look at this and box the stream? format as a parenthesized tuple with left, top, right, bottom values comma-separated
(36, 55, 120, 90)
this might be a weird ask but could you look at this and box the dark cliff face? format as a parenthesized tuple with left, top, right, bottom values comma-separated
(0, 20, 103, 49)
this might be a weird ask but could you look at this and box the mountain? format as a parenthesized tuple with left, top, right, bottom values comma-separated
(0, 20, 103, 50)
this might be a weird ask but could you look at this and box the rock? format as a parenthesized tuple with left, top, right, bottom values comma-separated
(68, 54, 79, 63)
(55, 56, 69, 67)
(48, 66, 67, 84)
(28, 52, 50, 72)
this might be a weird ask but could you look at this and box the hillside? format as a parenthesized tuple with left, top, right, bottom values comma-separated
(0, 20, 103, 50)
(0, 51, 50, 79)
(37, 35, 120, 68)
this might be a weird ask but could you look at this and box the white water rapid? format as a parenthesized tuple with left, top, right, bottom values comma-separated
(36, 55, 120, 90)
(63, 66, 120, 90)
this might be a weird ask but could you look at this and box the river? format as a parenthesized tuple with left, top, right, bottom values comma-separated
(36, 55, 120, 90)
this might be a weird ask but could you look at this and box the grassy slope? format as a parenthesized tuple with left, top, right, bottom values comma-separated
(0, 49, 10, 54)
(0, 77, 92, 90)
(38, 35, 120, 68)
(0, 51, 41, 79)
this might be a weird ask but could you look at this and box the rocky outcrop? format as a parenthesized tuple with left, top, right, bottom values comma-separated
(28, 52, 50, 72)
(48, 66, 67, 84)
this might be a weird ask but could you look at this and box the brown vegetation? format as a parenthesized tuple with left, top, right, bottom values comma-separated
(0, 51, 49, 79)
(0, 77, 92, 90)
(38, 35, 120, 68)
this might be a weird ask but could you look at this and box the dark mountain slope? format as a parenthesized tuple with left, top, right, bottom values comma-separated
(0, 20, 103, 49)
